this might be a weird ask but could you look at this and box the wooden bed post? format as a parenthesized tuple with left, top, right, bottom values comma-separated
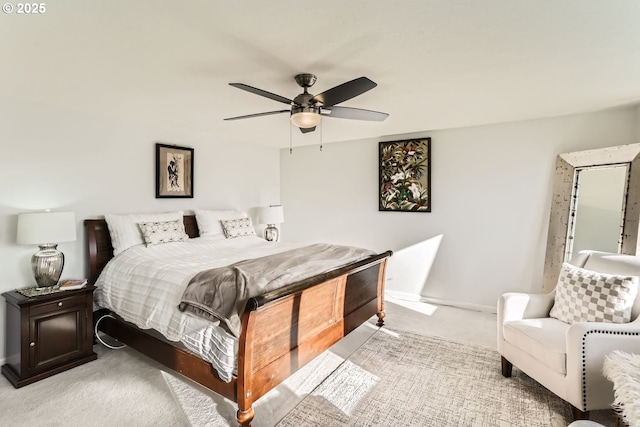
(236, 309, 257, 427)
(376, 258, 388, 326)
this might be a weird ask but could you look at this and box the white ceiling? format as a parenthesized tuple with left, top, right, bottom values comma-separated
(2, 0, 640, 148)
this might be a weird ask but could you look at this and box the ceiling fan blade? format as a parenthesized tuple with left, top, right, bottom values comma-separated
(224, 110, 290, 121)
(299, 126, 316, 134)
(229, 83, 293, 105)
(322, 106, 389, 121)
(311, 77, 377, 107)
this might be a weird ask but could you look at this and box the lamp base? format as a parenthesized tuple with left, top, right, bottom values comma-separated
(32, 244, 65, 289)
(264, 224, 279, 242)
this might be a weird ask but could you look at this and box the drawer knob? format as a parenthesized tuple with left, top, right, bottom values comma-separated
(29, 342, 35, 347)
(58, 302, 63, 307)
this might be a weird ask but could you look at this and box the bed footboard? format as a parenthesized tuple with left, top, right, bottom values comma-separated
(235, 252, 391, 426)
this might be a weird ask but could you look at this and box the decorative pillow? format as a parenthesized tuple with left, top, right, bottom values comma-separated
(138, 219, 189, 247)
(105, 211, 183, 255)
(549, 263, 639, 324)
(220, 217, 256, 239)
(194, 209, 247, 238)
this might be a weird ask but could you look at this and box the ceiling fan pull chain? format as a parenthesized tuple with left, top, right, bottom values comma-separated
(289, 121, 293, 154)
(320, 120, 323, 152)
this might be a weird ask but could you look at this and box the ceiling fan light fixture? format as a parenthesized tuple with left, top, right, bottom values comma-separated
(290, 106, 322, 129)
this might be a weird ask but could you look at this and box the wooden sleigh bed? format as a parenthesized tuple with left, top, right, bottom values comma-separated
(85, 215, 392, 427)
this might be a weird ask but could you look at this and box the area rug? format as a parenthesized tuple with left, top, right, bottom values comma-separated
(276, 329, 572, 427)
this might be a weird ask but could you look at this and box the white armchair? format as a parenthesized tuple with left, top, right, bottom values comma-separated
(498, 250, 640, 420)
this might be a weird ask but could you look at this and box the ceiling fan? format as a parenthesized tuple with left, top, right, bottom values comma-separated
(224, 74, 389, 134)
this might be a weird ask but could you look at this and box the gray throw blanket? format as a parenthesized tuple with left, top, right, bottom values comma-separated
(177, 243, 375, 338)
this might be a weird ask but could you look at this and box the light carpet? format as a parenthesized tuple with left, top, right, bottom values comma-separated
(0, 345, 190, 427)
(276, 328, 572, 427)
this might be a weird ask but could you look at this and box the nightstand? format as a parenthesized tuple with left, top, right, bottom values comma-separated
(1, 286, 97, 388)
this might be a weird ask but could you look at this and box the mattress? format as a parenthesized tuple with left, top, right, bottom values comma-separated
(94, 235, 304, 382)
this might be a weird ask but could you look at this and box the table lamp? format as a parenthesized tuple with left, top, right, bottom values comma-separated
(16, 211, 77, 289)
(258, 205, 284, 242)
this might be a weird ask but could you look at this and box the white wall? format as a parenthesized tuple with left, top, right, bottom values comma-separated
(0, 97, 281, 360)
(280, 106, 638, 311)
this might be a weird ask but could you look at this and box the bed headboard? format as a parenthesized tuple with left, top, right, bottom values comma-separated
(84, 215, 200, 285)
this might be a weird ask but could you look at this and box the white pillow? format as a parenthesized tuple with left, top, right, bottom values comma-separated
(194, 209, 247, 238)
(220, 217, 257, 238)
(138, 219, 189, 247)
(105, 211, 183, 255)
(549, 263, 639, 324)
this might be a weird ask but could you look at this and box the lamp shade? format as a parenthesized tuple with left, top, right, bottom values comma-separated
(17, 211, 77, 245)
(258, 205, 284, 225)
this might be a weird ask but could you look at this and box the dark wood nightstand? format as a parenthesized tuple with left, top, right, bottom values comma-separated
(1, 286, 97, 388)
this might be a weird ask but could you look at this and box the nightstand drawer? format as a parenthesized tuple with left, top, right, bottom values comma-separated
(29, 294, 86, 316)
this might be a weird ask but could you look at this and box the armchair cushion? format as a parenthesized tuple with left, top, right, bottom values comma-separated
(549, 263, 638, 325)
(503, 317, 569, 374)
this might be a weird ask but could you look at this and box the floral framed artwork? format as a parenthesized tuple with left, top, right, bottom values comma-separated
(379, 138, 431, 212)
(155, 143, 194, 198)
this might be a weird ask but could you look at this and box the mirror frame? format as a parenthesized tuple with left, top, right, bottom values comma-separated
(542, 143, 640, 292)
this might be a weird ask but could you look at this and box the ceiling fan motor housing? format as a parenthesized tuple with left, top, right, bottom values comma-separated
(293, 92, 316, 107)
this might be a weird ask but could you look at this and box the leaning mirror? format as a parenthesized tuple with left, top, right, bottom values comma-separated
(542, 143, 640, 292)
(568, 164, 628, 258)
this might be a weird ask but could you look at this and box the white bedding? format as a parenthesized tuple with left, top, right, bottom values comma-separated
(94, 235, 304, 382)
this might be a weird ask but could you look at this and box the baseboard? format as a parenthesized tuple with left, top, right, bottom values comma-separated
(385, 290, 424, 302)
(385, 290, 497, 314)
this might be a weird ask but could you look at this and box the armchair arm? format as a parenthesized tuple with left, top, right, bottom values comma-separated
(565, 318, 640, 410)
(497, 291, 556, 324)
